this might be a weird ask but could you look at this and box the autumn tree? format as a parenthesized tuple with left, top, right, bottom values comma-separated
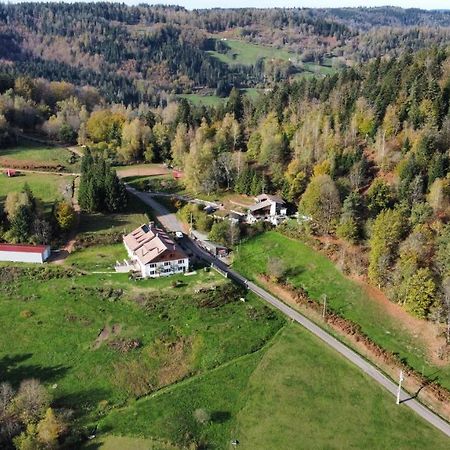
(299, 175, 341, 233)
(368, 208, 406, 286)
(54, 201, 76, 232)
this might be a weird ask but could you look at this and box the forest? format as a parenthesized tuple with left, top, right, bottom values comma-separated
(3, 4, 450, 104)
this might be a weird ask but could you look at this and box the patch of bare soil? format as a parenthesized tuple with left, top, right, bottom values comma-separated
(93, 323, 122, 349)
(257, 275, 450, 421)
(116, 164, 171, 178)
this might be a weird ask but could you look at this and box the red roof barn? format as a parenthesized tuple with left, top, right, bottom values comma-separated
(0, 243, 51, 263)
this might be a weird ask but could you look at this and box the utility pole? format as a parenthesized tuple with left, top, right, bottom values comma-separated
(396, 370, 404, 405)
(322, 294, 327, 319)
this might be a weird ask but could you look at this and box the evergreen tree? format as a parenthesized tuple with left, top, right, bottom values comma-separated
(9, 205, 32, 243)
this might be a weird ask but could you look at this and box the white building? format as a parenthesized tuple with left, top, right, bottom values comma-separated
(247, 194, 287, 224)
(120, 223, 189, 278)
(0, 243, 51, 263)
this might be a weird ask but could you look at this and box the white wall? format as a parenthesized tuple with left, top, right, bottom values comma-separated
(0, 251, 45, 264)
(140, 258, 189, 278)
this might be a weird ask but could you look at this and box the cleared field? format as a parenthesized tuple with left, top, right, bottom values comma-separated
(65, 243, 128, 272)
(98, 324, 449, 449)
(0, 140, 80, 172)
(233, 231, 450, 390)
(86, 435, 177, 450)
(208, 39, 294, 66)
(115, 163, 170, 178)
(208, 39, 336, 78)
(0, 172, 74, 209)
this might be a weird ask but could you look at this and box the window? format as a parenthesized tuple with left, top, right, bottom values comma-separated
(164, 261, 170, 266)
(178, 259, 184, 264)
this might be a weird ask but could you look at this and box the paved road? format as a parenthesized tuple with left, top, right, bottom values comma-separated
(126, 186, 183, 232)
(128, 187, 450, 438)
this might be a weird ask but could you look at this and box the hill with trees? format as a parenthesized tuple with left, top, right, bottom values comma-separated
(2, 4, 450, 103)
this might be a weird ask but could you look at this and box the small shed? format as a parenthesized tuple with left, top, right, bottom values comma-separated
(0, 243, 51, 263)
(5, 169, 17, 177)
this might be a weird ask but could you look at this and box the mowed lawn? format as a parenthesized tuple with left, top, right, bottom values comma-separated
(233, 231, 450, 390)
(98, 325, 449, 449)
(233, 325, 450, 449)
(0, 172, 74, 210)
(0, 140, 79, 172)
(65, 243, 128, 271)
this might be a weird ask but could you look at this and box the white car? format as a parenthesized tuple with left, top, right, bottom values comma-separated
(175, 231, 184, 239)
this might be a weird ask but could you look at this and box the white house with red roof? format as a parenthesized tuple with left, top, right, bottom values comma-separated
(120, 223, 189, 278)
(0, 243, 51, 263)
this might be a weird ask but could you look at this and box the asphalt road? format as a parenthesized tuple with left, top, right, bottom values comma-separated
(129, 187, 450, 438)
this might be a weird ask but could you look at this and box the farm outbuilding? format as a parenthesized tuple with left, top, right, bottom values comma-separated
(0, 243, 51, 263)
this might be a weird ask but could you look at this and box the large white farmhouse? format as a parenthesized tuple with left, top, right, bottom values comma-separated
(120, 223, 189, 278)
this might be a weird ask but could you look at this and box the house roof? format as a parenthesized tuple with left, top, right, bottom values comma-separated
(0, 243, 49, 254)
(248, 199, 273, 212)
(256, 194, 285, 204)
(124, 223, 187, 266)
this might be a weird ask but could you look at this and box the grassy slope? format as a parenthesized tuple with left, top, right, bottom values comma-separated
(98, 324, 449, 449)
(98, 351, 262, 449)
(0, 271, 283, 425)
(177, 93, 226, 107)
(208, 39, 335, 78)
(65, 243, 128, 271)
(0, 172, 74, 210)
(233, 231, 450, 390)
(208, 39, 294, 66)
(234, 325, 450, 450)
(0, 140, 79, 171)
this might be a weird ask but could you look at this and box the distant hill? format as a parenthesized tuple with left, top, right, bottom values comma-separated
(1, 4, 450, 104)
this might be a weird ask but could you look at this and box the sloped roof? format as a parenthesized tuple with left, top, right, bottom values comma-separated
(256, 194, 285, 204)
(248, 199, 272, 212)
(124, 223, 187, 266)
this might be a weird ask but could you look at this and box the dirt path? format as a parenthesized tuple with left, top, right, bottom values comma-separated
(116, 164, 171, 178)
(50, 176, 81, 265)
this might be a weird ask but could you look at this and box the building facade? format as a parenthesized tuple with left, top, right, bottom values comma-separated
(121, 223, 189, 278)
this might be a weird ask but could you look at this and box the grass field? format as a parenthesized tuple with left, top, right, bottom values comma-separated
(0, 172, 74, 210)
(233, 231, 450, 390)
(233, 325, 449, 449)
(98, 324, 450, 449)
(208, 39, 336, 78)
(65, 243, 128, 271)
(0, 140, 80, 172)
(0, 268, 283, 438)
(208, 39, 294, 66)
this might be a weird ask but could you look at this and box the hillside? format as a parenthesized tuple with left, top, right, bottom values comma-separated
(2, 4, 450, 103)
